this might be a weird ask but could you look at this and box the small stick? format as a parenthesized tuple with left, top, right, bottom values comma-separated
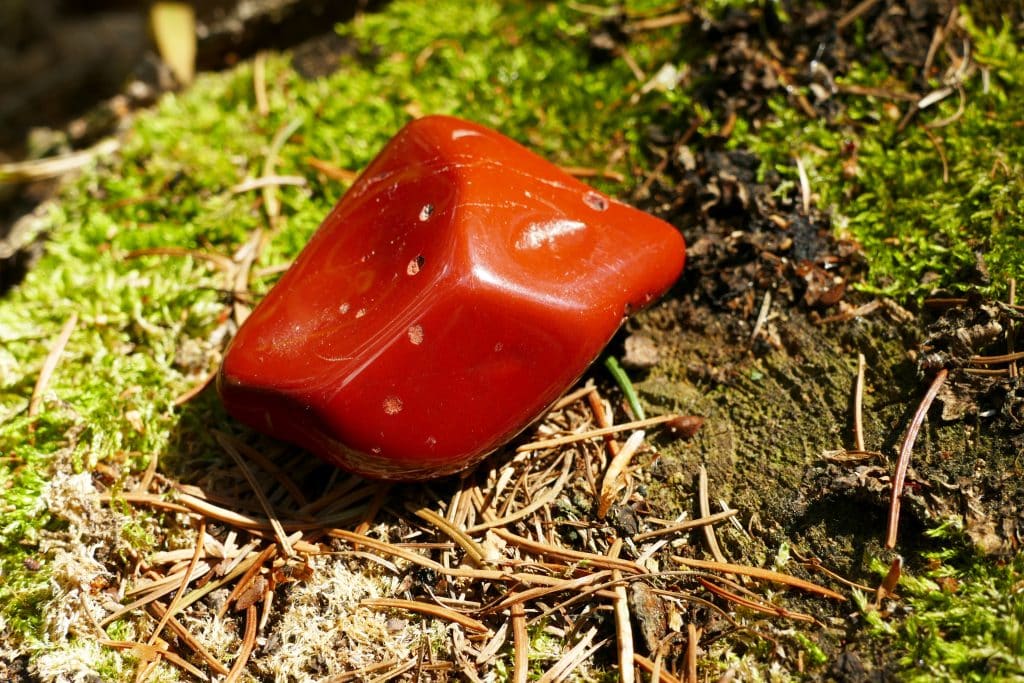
(598, 430, 646, 519)
(147, 601, 230, 676)
(750, 290, 772, 344)
(671, 556, 844, 600)
(516, 414, 682, 452)
(125, 247, 234, 271)
(230, 175, 306, 193)
(262, 117, 304, 228)
(411, 505, 488, 566)
(147, 519, 205, 647)
(698, 578, 815, 622)
(837, 0, 882, 31)
(886, 369, 948, 548)
(0, 138, 119, 183)
(224, 605, 258, 683)
(633, 509, 738, 542)
(171, 368, 217, 407)
(634, 654, 682, 683)
(794, 156, 811, 214)
(698, 466, 728, 565)
(361, 598, 490, 634)
(686, 623, 698, 683)
(493, 528, 644, 574)
(561, 166, 626, 183)
(305, 156, 360, 183)
(29, 312, 78, 416)
(854, 353, 866, 452)
(551, 383, 596, 411)
(1009, 278, 1018, 379)
(253, 52, 269, 117)
(609, 539, 635, 683)
(588, 385, 621, 464)
(510, 602, 528, 683)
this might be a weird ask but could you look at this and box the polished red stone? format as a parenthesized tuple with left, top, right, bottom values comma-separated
(218, 115, 685, 480)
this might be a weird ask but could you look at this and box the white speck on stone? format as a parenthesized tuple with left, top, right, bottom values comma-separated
(407, 324, 424, 345)
(451, 129, 482, 140)
(407, 256, 424, 276)
(583, 191, 609, 211)
(339, 303, 350, 314)
(383, 396, 403, 415)
(355, 308, 367, 318)
(515, 219, 586, 250)
(418, 204, 434, 221)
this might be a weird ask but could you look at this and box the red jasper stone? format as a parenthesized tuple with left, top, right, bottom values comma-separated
(218, 115, 685, 480)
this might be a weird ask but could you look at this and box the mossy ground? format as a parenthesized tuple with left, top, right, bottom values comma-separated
(1, 1, 1022, 680)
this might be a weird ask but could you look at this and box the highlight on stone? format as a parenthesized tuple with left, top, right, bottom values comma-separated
(218, 115, 685, 480)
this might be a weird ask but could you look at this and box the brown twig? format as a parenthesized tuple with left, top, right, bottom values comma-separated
(29, 312, 78, 417)
(698, 578, 815, 622)
(253, 52, 269, 117)
(1009, 279, 1019, 379)
(516, 414, 683, 452)
(305, 156, 360, 183)
(697, 466, 728, 566)
(854, 353, 867, 452)
(885, 368, 949, 549)
(598, 430, 646, 519)
(609, 539, 635, 683)
(634, 510, 738, 542)
(671, 556, 844, 600)
(686, 623, 699, 683)
(147, 519, 206, 648)
(837, 0, 882, 31)
(224, 605, 258, 683)
(361, 598, 490, 634)
(510, 602, 528, 683)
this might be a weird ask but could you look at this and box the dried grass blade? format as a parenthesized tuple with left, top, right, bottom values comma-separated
(698, 577, 815, 622)
(598, 430, 645, 519)
(515, 414, 681, 452)
(885, 368, 948, 549)
(217, 545, 276, 619)
(634, 654, 682, 683)
(634, 510, 737, 542)
(697, 466, 728, 566)
(537, 627, 603, 683)
(361, 598, 490, 634)
(511, 602, 528, 683)
(329, 529, 505, 580)
(672, 556, 844, 600)
(147, 601, 230, 676)
(494, 529, 644, 574)
(29, 312, 78, 417)
(466, 453, 572, 534)
(224, 605, 258, 683)
(147, 519, 206, 646)
(854, 353, 866, 451)
(411, 505, 487, 566)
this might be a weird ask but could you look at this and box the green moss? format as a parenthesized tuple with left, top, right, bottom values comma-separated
(729, 9, 1024, 299)
(858, 525, 1024, 681)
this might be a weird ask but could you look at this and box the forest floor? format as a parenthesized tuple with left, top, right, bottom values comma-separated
(1, 1, 1023, 681)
